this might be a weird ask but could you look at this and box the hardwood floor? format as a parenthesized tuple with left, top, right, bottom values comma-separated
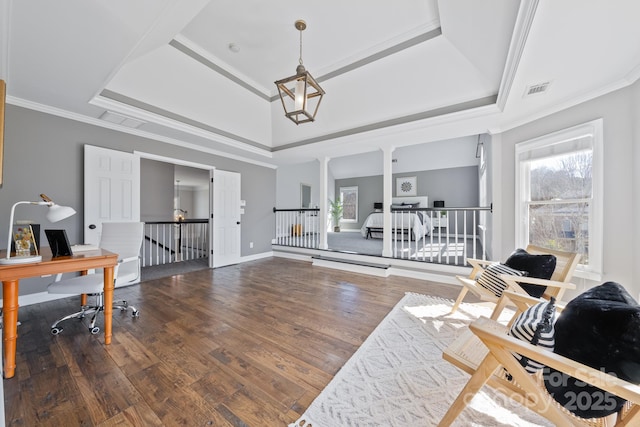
(4, 257, 467, 426)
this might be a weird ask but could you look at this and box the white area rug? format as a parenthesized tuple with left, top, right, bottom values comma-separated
(289, 292, 554, 427)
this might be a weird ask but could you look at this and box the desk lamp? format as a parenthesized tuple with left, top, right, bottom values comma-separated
(0, 194, 76, 265)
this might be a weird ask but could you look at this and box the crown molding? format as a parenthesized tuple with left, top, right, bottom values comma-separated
(273, 94, 498, 152)
(494, 76, 638, 134)
(495, 0, 540, 112)
(92, 90, 273, 156)
(171, 36, 272, 100)
(7, 96, 278, 169)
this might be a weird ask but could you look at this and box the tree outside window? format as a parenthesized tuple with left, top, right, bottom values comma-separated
(528, 151, 591, 262)
(340, 186, 358, 223)
(516, 119, 603, 279)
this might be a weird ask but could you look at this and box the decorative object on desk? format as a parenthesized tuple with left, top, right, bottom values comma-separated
(0, 194, 76, 265)
(13, 224, 37, 257)
(11, 221, 40, 254)
(329, 198, 343, 232)
(274, 19, 325, 125)
(396, 176, 417, 196)
(45, 229, 73, 257)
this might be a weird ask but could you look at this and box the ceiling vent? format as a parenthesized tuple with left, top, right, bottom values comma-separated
(524, 81, 551, 97)
(99, 111, 145, 128)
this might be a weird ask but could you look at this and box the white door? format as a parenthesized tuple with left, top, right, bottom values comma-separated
(212, 169, 241, 267)
(84, 145, 140, 244)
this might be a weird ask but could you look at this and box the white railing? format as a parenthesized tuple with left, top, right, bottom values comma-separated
(389, 207, 491, 265)
(272, 206, 491, 266)
(273, 208, 321, 248)
(142, 220, 208, 267)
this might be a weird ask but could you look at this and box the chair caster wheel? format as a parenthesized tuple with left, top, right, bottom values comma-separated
(131, 310, 140, 318)
(90, 327, 100, 335)
(51, 327, 63, 335)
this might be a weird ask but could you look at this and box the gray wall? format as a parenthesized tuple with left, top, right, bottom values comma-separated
(496, 81, 638, 299)
(140, 160, 210, 222)
(276, 160, 320, 209)
(1, 105, 276, 296)
(335, 166, 479, 230)
(140, 158, 175, 222)
(334, 175, 383, 230)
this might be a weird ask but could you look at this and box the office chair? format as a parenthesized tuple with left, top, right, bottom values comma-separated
(47, 222, 144, 335)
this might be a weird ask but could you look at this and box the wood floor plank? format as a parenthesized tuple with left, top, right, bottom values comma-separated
(4, 257, 470, 426)
(97, 400, 165, 426)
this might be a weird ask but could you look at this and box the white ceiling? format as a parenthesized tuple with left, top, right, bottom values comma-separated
(3, 0, 640, 174)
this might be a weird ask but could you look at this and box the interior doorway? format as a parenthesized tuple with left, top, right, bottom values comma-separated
(139, 155, 213, 268)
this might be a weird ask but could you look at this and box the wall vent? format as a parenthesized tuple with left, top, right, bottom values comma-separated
(524, 81, 551, 97)
(99, 111, 145, 128)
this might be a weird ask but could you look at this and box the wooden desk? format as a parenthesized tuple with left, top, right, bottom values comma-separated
(0, 248, 118, 378)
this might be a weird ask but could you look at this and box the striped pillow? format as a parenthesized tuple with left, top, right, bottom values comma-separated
(509, 298, 556, 373)
(476, 263, 526, 297)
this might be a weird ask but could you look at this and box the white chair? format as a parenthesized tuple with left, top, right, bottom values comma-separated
(47, 222, 144, 335)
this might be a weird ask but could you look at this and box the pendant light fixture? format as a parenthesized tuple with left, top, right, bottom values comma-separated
(275, 20, 325, 125)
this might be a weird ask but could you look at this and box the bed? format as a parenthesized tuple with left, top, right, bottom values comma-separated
(360, 196, 433, 241)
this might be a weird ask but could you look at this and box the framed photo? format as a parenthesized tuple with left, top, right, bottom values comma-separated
(13, 224, 38, 256)
(396, 176, 417, 196)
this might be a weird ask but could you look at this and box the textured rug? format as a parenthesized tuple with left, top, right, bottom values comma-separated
(288, 293, 554, 427)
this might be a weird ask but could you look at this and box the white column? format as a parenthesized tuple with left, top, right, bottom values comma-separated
(382, 146, 394, 257)
(319, 156, 330, 250)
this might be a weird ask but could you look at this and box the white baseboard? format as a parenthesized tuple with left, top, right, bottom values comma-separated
(240, 251, 273, 263)
(312, 258, 390, 277)
(0, 291, 71, 308)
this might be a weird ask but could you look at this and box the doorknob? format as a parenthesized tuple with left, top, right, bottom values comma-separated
(89, 224, 96, 229)
(236, 221, 241, 225)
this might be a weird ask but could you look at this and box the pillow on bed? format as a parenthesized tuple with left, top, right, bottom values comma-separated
(401, 202, 420, 208)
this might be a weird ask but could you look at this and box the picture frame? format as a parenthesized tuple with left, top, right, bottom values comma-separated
(45, 229, 73, 257)
(13, 224, 38, 256)
(396, 176, 417, 196)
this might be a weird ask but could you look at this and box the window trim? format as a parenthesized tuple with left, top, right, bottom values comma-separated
(515, 119, 603, 280)
(339, 186, 358, 223)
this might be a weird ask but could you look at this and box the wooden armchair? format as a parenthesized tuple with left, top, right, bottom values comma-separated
(451, 244, 581, 315)
(439, 291, 640, 427)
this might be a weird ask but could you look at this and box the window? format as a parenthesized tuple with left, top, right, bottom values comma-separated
(515, 119, 603, 279)
(340, 186, 358, 223)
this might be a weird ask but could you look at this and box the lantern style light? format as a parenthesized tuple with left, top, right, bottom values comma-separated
(275, 20, 325, 125)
